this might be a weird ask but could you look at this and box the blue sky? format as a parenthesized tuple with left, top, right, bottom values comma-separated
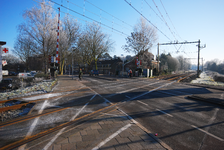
(1, 0, 224, 64)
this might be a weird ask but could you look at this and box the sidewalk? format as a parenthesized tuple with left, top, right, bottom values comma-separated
(47, 75, 170, 150)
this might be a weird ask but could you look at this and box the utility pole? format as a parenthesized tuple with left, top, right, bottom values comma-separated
(157, 43, 159, 74)
(121, 54, 124, 77)
(197, 39, 200, 78)
(158, 40, 205, 77)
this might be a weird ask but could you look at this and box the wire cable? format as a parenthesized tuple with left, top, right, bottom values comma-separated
(49, 0, 129, 36)
(124, 0, 172, 41)
(85, 0, 133, 28)
(66, 0, 132, 31)
(159, 0, 182, 40)
(151, 0, 177, 41)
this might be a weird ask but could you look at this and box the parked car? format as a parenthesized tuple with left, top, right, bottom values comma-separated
(0, 78, 20, 91)
(89, 70, 99, 76)
(8, 71, 18, 76)
(18, 73, 34, 78)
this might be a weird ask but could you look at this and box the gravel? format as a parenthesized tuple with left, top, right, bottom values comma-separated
(0, 79, 57, 122)
(0, 79, 57, 101)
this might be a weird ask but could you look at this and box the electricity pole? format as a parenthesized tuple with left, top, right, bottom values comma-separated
(157, 40, 205, 77)
(157, 43, 159, 74)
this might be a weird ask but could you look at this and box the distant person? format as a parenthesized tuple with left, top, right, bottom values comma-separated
(79, 68, 83, 80)
(129, 69, 132, 78)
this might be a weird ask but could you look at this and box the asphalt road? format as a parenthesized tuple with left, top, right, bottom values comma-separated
(81, 75, 224, 150)
(1, 75, 223, 150)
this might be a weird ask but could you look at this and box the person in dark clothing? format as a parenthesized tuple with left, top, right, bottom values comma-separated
(79, 68, 83, 80)
(129, 69, 132, 78)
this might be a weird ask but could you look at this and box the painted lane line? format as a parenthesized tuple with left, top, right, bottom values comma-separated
(92, 123, 132, 150)
(90, 94, 97, 101)
(18, 100, 49, 150)
(125, 95, 131, 98)
(43, 102, 89, 150)
(106, 81, 163, 98)
(137, 100, 148, 106)
(191, 125, 224, 141)
(88, 87, 113, 104)
(87, 82, 174, 150)
(103, 80, 147, 89)
(117, 81, 162, 94)
(128, 81, 176, 102)
(43, 93, 97, 150)
(156, 109, 173, 117)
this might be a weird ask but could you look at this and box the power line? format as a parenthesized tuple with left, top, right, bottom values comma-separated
(34, 0, 128, 38)
(143, 0, 163, 22)
(49, 0, 129, 36)
(85, 0, 133, 29)
(66, 0, 132, 31)
(151, 0, 177, 41)
(124, 0, 172, 41)
(159, 0, 182, 40)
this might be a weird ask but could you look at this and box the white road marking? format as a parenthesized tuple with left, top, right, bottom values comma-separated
(156, 109, 173, 117)
(125, 95, 131, 98)
(88, 83, 174, 150)
(128, 81, 176, 102)
(137, 100, 148, 106)
(18, 100, 49, 150)
(117, 81, 161, 94)
(191, 125, 224, 141)
(43, 102, 89, 150)
(92, 123, 132, 150)
(90, 94, 97, 101)
(43, 93, 97, 150)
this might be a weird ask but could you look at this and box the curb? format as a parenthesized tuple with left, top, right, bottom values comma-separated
(183, 83, 224, 91)
(187, 95, 224, 107)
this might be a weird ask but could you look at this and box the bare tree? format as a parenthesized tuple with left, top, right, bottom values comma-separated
(13, 36, 36, 70)
(176, 55, 191, 71)
(80, 22, 114, 70)
(14, 0, 57, 73)
(59, 16, 80, 74)
(123, 17, 157, 56)
(167, 55, 179, 72)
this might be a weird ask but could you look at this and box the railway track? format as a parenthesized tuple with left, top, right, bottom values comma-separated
(0, 78, 173, 149)
(158, 72, 196, 82)
(0, 102, 118, 150)
(0, 87, 88, 113)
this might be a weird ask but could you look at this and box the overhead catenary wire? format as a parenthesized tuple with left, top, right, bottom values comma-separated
(151, 0, 177, 41)
(33, 0, 128, 38)
(40, 0, 154, 46)
(66, 0, 132, 31)
(85, 0, 133, 29)
(143, 0, 164, 23)
(159, 0, 182, 40)
(48, 0, 130, 37)
(124, 0, 172, 41)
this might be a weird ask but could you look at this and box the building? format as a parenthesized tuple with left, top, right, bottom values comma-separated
(90, 58, 123, 75)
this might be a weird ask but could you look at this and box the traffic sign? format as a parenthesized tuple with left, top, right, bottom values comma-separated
(2, 48, 8, 53)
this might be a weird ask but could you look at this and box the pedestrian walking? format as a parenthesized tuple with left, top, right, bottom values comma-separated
(129, 69, 132, 78)
(79, 68, 83, 80)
